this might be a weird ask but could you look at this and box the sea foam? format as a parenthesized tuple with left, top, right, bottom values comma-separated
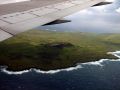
(0, 51, 120, 75)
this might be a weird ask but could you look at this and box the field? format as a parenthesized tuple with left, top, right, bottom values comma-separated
(0, 30, 120, 71)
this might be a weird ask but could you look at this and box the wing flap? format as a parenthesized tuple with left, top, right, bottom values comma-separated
(0, 20, 9, 26)
(0, 29, 12, 41)
(53, 2, 74, 10)
(1, 16, 54, 35)
(28, 8, 57, 17)
(70, 0, 87, 4)
(0, 12, 37, 24)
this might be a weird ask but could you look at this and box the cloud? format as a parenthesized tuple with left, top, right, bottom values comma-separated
(116, 7, 120, 13)
(39, 0, 120, 33)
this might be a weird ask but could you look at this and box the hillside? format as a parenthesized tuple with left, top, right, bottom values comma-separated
(0, 30, 120, 71)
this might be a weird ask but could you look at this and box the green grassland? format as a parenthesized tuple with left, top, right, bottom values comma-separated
(0, 30, 120, 71)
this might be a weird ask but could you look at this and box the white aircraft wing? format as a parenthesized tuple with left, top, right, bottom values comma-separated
(0, 0, 106, 41)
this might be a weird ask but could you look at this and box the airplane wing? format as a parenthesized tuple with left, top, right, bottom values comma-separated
(0, 0, 107, 41)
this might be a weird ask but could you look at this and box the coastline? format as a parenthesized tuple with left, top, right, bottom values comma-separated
(1, 51, 120, 75)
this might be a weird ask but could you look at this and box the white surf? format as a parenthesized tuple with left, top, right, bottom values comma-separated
(1, 51, 120, 75)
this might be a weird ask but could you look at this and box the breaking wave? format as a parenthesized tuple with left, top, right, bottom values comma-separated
(1, 65, 83, 75)
(1, 51, 120, 75)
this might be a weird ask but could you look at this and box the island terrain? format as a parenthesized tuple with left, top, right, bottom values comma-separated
(0, 30, 120, 71)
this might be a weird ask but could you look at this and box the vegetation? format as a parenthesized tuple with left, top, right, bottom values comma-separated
(0, 30, 120, 71)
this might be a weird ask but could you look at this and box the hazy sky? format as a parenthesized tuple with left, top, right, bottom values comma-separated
(39, 0, 120, 33)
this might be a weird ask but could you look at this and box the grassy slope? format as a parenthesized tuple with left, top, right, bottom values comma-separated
(0, 30, 120, 71)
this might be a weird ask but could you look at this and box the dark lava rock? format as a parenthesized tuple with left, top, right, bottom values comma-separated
(44, 42, 74, 49)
